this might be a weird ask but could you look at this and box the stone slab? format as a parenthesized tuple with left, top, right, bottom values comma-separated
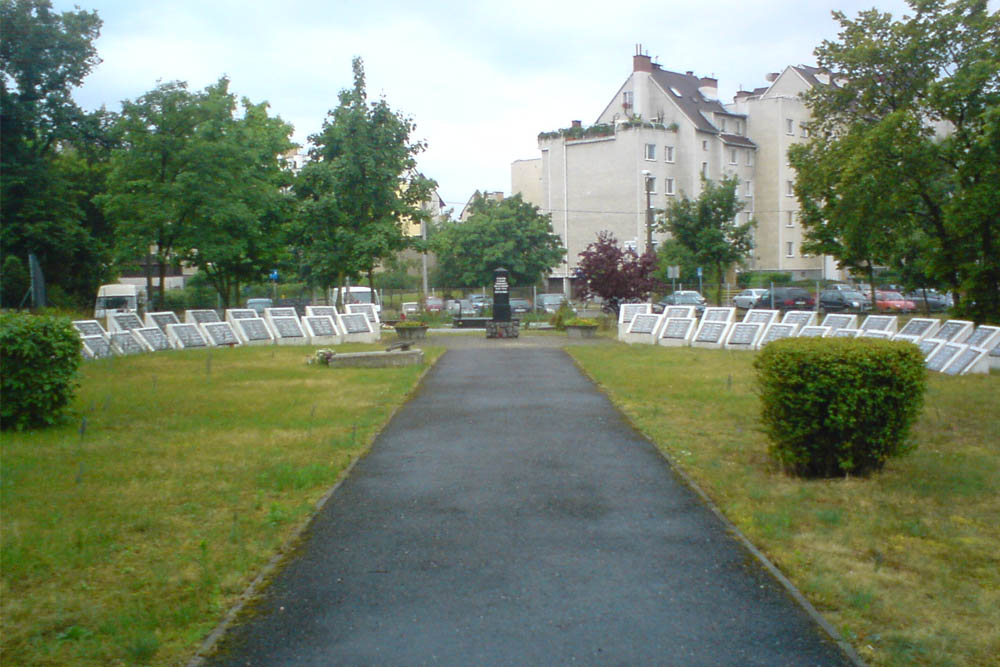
(724, 322, 764, 350)
(621, 313, 664, 345)
(618, 303, 651, 326)
(702, 307, 736, 324)
(781, 311, 817, 328)
(271, 316, 307, 345)
(820, 313, 857, 331)
(742, 309, 779, 327)
(347, 303, 380, 326)
(81, 335, 113, 359)
(757, 323, 798, 348)
(145, 311, 180, 333)
(201, 321, 241, 347)
(324, 349, 423, 368)
(109, 330, 146, 355)
(167, 323, 207, 349)
(860, 315, 898, 334)
(186, 309, 221, 324)
(73, 319, 108, 339)
(941, 345, 990, 376)
(934, 320, 974, 343)
(896, 318, 939, 341)
(691, 320, 731, 348)
(797, 326, 831, 338)
(135, 326, 172, 351)
(302, 315, 343, 346)
(337, 312, 380, 344)
(234, 317, 275, 346)
(963, 325, 1000, 350)
(662, 306, 695, 319)
(108, 311, 144, 333)
(657, 318, 696, 347)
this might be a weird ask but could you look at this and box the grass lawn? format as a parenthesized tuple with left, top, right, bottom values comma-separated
(1, 344, 443, 665)
(568, 343, 999, 667)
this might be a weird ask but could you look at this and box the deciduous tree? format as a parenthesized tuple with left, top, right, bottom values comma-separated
(575, 231, 662, 312)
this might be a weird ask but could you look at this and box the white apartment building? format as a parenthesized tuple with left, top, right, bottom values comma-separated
(512, 51, 840, 293)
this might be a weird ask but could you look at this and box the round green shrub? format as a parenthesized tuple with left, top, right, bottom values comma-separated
(0, 312, 82, 430)
(753, 337, 926, 477)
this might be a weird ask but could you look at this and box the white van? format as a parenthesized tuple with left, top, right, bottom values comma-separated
(94, 284, 145, 320)
(332, 286, 382, 314)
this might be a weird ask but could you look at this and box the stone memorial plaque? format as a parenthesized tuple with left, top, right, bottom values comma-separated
(926, 343, 962, 372)
(935, 320, 973, 343)
(860, 315, 897, 333)
(272, 317, 304, 338)
(629, 314, 660, 335)
(782, 310, 817, 328)
(661, 318, 694, 339)
(759, 323, 797, 347)
(662, 306, 693, 319)
(110, 331, 145, 355)
(619, 303, 650, 325)
(265, 307, 298, 319)
(743, 309, 778, 325)
(110, 312, 144, 333)
(703, 307, 735, 323)
(964, 325, 1000, 349)
(202, 322, 239, 346)
(861, 329, 893, 339)
(186, 309, 220, 324)
(897, 318, 939, 339)
(168, 323, 207, 348)
(917, 339, 942, 359)
(893, 334, 922, 346)
(145, 311, 180, 333)
(695, 321, 727, 343)
(305, 316, 337, 337)
(493, 267, 511, 322)
(346, 303, 379, 325)
(340, 313, 372, 334)
(306, 306, 339, 320)
(227, 308, 258, 320)
(820, 313, 856, 330)
(990, 341, 1000, 357)
(73, 320, 107, 338)
(81, 335, 113, 359)
(725, 323, 761, 348)
(798, 326, 830, 338)
(237, 318, 273, 343)
(831, 328, 861, 338)
(942, 346, 985, 376)
(135, 326, 171, 351)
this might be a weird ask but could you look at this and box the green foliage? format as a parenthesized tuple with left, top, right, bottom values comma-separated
(0, 312, 81, 430)
(564, 317, 598, 327)
(793, 0, 1000, 322)
(431, 193, 565, 287)
(738, 272, 792, 288)
(1, 254, 31, 307)
(753, 337, 926, 478)
(549, 301, 576, 331)
(576, 231, 662, 307)
(656, 177, 754, 305)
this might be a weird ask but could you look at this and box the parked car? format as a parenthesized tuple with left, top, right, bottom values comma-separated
(469, 294, 490, 314)
(656, 292, 707, 316)
(447, 299, 477, 316)
(875, 290, 917, 313)
(733, 288, 768, 309)
(752, 287, 815, 311)
(509, 298, 532, 314)
(819, 289, 869, 313)
(246, 297, 272, 315)
(905, 289, 950, 312)
(424, 296, 444, 312)
(536, 293, 573, 314)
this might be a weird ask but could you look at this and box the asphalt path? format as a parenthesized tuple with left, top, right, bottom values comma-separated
(206, 341, 852, 666)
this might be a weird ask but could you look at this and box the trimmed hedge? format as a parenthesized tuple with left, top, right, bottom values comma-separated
(753, 337, 926, 477)
(0, 312, 82, 430)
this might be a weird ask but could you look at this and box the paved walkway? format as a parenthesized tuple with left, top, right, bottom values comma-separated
(207, 339, 852, 665)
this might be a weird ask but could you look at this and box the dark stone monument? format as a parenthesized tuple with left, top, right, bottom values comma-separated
(486, 267, 519, 338)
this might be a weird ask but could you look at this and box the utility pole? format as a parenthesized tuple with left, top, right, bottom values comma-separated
(642, 170, 653, 253)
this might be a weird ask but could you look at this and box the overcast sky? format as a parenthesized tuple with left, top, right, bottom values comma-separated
(56, 0, 925, 211)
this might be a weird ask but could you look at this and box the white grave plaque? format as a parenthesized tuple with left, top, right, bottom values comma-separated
(185, 309, 220, 325)
(743, 309, 779, 326)
(337, 312, 379, 343)
(941, 345, 990, 376)
(989, 340, 1000, 370)
(896, 318, 940, 341)
(73, 319, 107, 339)
(302, 315, 342, 345)
(81, 335, 113, 359)
(963, 325, 1000, 350)
(235, 317, 274, 346)
(618, 303, 651, 326)
(271, 316, 307, 345)
(109, 331, 145, 355)
(167, 323, 207, 349)
(860, 329, 893, 339)
(622, 313, 664, 345)
(109, 312, 144, 333)
(135, 326, 172, 351)
(860, 315, 898, 334)
(893, 334, 923, 347)
(702, 307, 736, 324)
(663, 306, 695, 319)
(798, 326, 831, 338)
(201, 321, 240, 347)
(820, 313, 857, 331)
(758, 323, 798, 348)
(926, 342, 963, 372)
(658, 318, 696, 347)
(724, 322, 764, 350)
(934, 320, 974, 343)
(917, 338, 943, 359)
(145, 311, 180, 333)
(346, 303, 380, 326)
(692, 320, 731, 348)
(306, 305, 339, 320)
(225, 308, 259, 326)
(265, 307, 298, 319)
(831, 328, 861, 338)
(782, 311, 818, 328)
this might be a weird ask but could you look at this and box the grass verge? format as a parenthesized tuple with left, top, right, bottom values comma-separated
(568, 344, 998, 667)
(1, 343, 443, 665)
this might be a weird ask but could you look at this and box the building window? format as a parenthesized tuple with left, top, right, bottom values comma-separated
(786, 210, 795, 227)
(746, 150, 753, 167)
(737, 120, 744, 135)
(786, 242, 794, 257)
(644, 143, 656, 160)
(744, 212, 752, 224)
(665, 177, 675, 195)
(786, 118, 794, 135)
(623, 91, 633, 109)
(646, 176, 657, 193)
(720, 118, 727, 132)
(728, 148, 737, 165)
(701, 162, 708, 178)
(801, 124, 810, 138)
(702, 140, 709, 151)
(664, 145, 675, 163)
(744, 180, 753, 197)
(786, 180, 795, 196)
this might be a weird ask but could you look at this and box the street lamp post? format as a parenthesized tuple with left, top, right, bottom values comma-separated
(641, 170, 653, 253)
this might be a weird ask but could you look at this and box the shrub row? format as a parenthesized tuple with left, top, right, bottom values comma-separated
(753, 337, 926, 477)
(0, 312, 81, 430)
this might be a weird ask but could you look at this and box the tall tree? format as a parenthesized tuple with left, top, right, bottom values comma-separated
(295, 57, 432, 298)
(1, 0, 110, 306)
(431, 193, 565, 287)
(575, 231, 662, 312)
(655, 177, 755, 305)
(790, 0, 1000, 322)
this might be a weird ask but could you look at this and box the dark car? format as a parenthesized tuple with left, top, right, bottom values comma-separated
(752, 287, 815, 311)
(819, 289, 869, 313)
(656, 292, 706, 316)
(905, 289, 950, 312)
(509, 298, 532, 314)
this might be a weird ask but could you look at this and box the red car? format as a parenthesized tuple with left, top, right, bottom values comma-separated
(875, 290, 916, 313)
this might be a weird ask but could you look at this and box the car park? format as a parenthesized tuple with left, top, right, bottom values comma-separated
(875, 290, 917, 313)
(819, 289, 869, 313)
(905, 289, 950, 312)
(733, 288, 768, 309)
(536, 293, 572, 313)
(752, 287, 815, 311)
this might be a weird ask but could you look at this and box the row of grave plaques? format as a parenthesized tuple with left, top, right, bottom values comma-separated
(74, 305, 381, 359)
(618, 305, 1000, 375)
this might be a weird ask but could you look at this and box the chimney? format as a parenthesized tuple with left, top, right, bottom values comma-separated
(571, 120, 582, 129)
(765, 72, 780, 83)
(633, 54, 652, 73)
(699, 76, 718, 100)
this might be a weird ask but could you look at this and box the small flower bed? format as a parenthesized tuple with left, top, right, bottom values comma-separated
(564, 317, 598, 327)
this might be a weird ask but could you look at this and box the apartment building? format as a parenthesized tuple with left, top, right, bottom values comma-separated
(512, 50, 841, 293)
